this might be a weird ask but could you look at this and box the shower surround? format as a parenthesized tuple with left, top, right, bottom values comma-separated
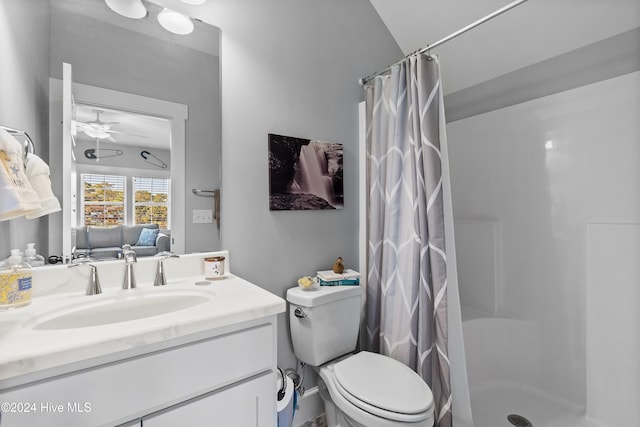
(447, 71, 640, 427)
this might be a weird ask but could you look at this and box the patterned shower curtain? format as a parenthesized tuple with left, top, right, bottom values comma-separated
(364, 54, 451, 427)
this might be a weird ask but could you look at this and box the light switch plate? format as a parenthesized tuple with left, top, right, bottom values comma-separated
(193, 209, 213, 224)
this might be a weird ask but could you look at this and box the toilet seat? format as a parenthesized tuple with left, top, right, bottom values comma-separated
(330, 352, 433, 423)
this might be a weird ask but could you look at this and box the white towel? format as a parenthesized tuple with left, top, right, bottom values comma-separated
(25, 153, 61, 219)
(0, 128, 41, 221)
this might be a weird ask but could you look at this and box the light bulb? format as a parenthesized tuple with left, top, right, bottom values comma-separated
(105, 0, 147, 19)
(157, 8, 194, 35)
(83, 129, 111, 139)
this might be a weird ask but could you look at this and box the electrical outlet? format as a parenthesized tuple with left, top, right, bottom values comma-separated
(193, 209, 213, 224)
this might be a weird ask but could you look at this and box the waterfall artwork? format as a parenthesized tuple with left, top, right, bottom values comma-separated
(268, 133, 344, 210)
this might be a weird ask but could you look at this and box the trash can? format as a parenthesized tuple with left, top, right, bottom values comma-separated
(277, 370, 296, 427)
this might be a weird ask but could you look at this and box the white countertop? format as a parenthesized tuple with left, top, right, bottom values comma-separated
(0, 251, 285, 385)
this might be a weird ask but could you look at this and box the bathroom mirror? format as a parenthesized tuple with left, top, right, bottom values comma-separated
(47, 0, 221, 258)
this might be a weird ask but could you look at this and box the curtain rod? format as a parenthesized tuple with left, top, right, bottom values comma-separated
(359, 0, 529, 86)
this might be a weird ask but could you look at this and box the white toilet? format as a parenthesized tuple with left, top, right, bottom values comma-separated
(287, 285, 434, 427)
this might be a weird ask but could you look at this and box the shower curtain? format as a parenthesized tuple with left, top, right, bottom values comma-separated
(364, 54, 463, 427)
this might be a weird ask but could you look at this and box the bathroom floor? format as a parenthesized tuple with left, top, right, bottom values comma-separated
(298, 413, 327, 427)
(471, 383, 607, 427)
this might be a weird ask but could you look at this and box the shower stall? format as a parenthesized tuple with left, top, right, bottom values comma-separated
(447, 70, 640, 427)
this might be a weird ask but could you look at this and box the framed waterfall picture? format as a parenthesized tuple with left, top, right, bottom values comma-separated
(268, 133, 344, 210)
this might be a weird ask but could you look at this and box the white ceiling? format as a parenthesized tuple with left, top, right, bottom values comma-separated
(368, 0, 640, 94)
(75, 104, 171, 149)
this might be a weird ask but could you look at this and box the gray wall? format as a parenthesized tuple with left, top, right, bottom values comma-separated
(215, 0, 403, 379)
(49, 3, 221, 255)
(74, 140, 171, 171)
(0, 0, 50, 258)
(0, 0, 402, 389)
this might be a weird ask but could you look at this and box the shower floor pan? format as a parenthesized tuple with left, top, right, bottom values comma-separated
(462, 315, 609, 427)
(470, 382, 606, 427)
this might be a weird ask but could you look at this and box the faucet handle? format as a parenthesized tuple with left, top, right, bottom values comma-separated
(86, 264, 102, 295)
(154, 252, 179, 286)
(67, 260, 102, 295)
(154, 259, 167, 287)
(67, 255, 95, 265)
(155, 251, 179, 259)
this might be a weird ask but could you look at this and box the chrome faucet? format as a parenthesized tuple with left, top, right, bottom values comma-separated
(67, 259, 102, 295)
(122, 244, 137, 290)
(154, 252, 180, 286)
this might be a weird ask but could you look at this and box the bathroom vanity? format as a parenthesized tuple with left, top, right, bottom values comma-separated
(0, 251, 285, 426)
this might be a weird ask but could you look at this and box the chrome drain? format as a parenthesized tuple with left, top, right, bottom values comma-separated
(507, 414, 532, 427)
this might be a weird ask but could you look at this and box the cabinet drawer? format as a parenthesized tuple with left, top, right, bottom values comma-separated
(0, 323, 274, 427)
(142, 372, 273, 427)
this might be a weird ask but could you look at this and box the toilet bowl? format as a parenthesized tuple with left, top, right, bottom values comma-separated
(287, 285, 434, 427)
(317, 352, 434, 427)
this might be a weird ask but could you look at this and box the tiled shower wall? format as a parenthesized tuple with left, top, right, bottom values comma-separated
(447, 71, 640, 422)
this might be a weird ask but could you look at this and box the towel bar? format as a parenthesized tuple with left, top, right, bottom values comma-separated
(1, 125, 35, 163)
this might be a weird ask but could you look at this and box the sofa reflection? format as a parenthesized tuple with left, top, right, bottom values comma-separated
(73, 224, 170, 260)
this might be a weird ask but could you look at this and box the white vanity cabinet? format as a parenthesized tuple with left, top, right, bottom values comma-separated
(0, 317, 278, 427)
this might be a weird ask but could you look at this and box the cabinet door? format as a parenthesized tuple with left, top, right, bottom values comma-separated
(142, 372, 274, 427)
(116, 420, 141, 426)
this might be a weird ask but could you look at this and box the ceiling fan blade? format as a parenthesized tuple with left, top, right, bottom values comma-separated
(107, 130, 150, 138)
(76, 110, 152, 141)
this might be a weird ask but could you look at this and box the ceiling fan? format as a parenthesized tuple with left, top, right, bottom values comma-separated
(73, 109, 148, 142)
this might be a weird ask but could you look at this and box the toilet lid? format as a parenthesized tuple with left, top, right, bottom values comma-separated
(332, 352, 433, 417)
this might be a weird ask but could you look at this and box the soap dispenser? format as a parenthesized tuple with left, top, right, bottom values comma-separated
(24, 243, 45, 267)
(0, 249, 33, 308)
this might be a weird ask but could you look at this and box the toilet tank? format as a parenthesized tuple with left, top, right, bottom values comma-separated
(287, 286, 362, 366)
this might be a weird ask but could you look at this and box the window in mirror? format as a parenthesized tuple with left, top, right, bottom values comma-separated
(133, 176, 170, 229)
(81, 174, 126, 226)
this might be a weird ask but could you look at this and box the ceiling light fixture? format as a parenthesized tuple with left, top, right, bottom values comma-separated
(181, 0, 207, 5)
(105, 0, 147, 19)
(83, 128, 112, 139)
(157, 8, 194, 35)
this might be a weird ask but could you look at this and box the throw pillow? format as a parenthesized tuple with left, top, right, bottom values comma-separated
(136, 227, 159, 246)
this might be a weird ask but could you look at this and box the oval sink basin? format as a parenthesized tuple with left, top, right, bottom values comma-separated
(31, 291, 212, 330)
